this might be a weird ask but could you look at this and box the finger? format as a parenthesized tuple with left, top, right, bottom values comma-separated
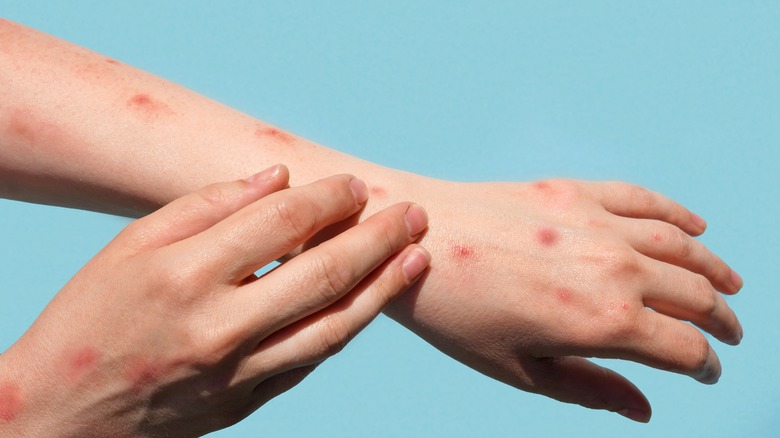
(117, 164, 289, 253)
(613, 309, 723, 384)
(177, 174, 370, 283)
(592, 182, 707, 236)
(251, 364, 319, 411)
(244, 244, 430, 378)
(522, 356, 651, 423)
(234, 202, 429, 341)
(618, 218, 742, 294)
(643, 258, 743, 345)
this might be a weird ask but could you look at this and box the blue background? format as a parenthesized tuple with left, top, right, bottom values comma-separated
(1, 1, 778, 436)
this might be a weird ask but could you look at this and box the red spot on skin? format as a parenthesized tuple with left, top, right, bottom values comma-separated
(651, 233, 663, 243)
(5, 108, 74, 149)
(370, 186, 387, 198)
(105, 58, 120, 65)
(536, 227, 559, 247)
(452, 244, 474, 259)
(556, 287, 573, 304)
(7, 109, 37, 143)
(66, 347, 101, 381)
(0, 382, 22, 422)
(127, 93, 174, 119)
(621, 302, 630, 311)
(533, 181, 550, 191)
(254, 125, 296, 145)
(123, 358, 164, 391)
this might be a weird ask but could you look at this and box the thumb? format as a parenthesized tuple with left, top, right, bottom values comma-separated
(524, 356, 652, 423)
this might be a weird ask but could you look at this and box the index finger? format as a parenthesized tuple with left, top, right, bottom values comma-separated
(169, 174, 369, 284)
(592, 182, 707, 236)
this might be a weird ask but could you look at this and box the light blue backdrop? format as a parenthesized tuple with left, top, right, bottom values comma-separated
(1, 2, 777, 436)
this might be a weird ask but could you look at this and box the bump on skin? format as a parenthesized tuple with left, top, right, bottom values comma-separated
(254, 125, 296, 145)
(123, 358, 164, 391)
(126, 93, 174, 119)
(370, 186, 387, 198)
(533, 181, 551, 191)
(556, 287, 573, 304)
(452, 244, 474, 259)
(536, 227, 559, 247)
(0, 382, 22, 422)
(66, 347, 101, 381)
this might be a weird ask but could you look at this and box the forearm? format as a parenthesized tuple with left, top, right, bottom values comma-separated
(0, 18, 424, 219)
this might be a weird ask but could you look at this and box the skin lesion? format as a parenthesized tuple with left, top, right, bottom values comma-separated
(0, 382, 22, 423)
(65, 347, 102, 382)
(253, 124, 296, 145)
(369, 186, 387, 199)
(451, 243, 474, 260)
(535, 227, 559, 247)
(126, 93, 176, 120)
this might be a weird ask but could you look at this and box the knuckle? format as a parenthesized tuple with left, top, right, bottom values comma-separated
(673, 229, 694, 259)
(600, 310, 640, 344)
(597, 245, 643, 279)
(311, 252, 353, 302)
(272, 197, 318, 244)
(635, 188, 658, 212)
(690, 275, 718, 317)
(146, 256, 206, 307)
(197, 182, 234, 210)
(316, 317, 352, 358)
(683, 336, 711, 372)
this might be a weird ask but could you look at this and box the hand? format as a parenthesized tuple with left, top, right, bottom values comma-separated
(0, 165, 430, 437)
(386, 177, 742, 422)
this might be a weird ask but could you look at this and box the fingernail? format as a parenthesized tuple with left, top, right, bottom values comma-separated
(737, 320, 744, 342)
(349, 178, 368, 204)
(617, 408, 650, 423)
(690, 212, 707, 231)
(246, 164, 282, 183)
(404, 204, 428, 237)
(403, 248, 430, 282)
(730, 269, 744, 291)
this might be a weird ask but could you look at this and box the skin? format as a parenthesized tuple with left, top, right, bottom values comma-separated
(0, 19, 743, 423)
(0, 167, 431, 436)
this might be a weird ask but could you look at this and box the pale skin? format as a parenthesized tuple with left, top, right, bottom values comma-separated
(0, 19, 743, 425)
(0, 166, 432, 436)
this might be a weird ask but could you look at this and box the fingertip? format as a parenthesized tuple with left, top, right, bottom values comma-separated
(730, 269, 744, 293)
(349, 177, 369, 204)
(402, 246, 431, 283)
(617, 408, 652, 423)
(404, 204, 429, 237)
(245, 164, 285, 184)
(690, 211, 707, 235)
(694, 346, 722, 385)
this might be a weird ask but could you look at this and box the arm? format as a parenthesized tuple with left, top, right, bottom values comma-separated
(0, 19, 743, 421)
(0, 168, 431, 436)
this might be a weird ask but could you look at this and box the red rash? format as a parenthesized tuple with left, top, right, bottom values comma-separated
(536, 227, 559, 247)
(254, 126, 296, 145)
(123, 358, 163, 391)
(556, 287, 573, 304)
(452, 244, 474, 259)
(126, 93, 174, 119)
(66, 347, 101, 381)
(370, 186, 387, 198)
(0, 382, 22, 422)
